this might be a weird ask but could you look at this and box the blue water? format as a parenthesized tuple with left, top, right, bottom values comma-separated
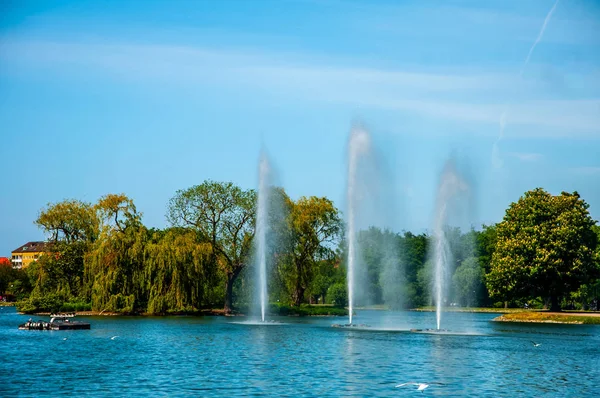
(1, 306, 599, 397)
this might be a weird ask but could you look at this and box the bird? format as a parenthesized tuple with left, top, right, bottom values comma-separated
(396, 382, 444, 392)
(531, 341, 541, 347)
(110, 336, 119, 340)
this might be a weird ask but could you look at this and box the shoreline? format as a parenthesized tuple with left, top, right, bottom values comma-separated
(21, 308, 348, 317)
(493, 311, 600, 325)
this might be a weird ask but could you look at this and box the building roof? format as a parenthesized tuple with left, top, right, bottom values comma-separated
(11, 241, 50, 254)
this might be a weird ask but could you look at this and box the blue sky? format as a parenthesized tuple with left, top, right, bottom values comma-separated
(1, 0, 599, 255)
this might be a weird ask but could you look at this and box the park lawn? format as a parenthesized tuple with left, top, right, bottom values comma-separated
(494, 312, 600, 325)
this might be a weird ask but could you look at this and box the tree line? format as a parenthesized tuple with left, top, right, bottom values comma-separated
(2, 182, 599, 314)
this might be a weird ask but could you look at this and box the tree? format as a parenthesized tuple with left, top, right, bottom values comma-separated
(167, 181, 256, 314)
(0, 263, 14, 296)
(475, 224, 497, 273)
(285, 196, 341, 306)
(85, 194, 146, 312)
(400, 232, 429, 307)
(144, 228, 213, 314)
(96, 194, 140, 233)
(486, 188, 599, 311)
(328, 283, 347, 307)
(32, 199, 100, 303)
(36, 199, 99, 243)
(452, 257, 484, 307)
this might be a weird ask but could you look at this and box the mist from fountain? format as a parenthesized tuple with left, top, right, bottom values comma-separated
(432, 160, 469, 330)
(346, 126, 372, 325)
(255, 151, 271, 323)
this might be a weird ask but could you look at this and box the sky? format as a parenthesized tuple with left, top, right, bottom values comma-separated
(1, 0, 599, 256)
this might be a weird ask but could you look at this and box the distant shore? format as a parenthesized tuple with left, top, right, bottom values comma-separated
(20, 305, 348, 317)
(25, 309, 234, 317)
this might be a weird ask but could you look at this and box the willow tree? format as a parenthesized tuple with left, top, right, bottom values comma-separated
(167, 181, 256, 314)
(487, 189, 598, 311)
(85, 194, 147, 312)
(284, 196, 342, 306)
(144, 229, 212, 314)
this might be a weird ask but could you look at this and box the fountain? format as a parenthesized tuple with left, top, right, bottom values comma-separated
(345, 125, 372, 325)
(255, 151, 271, 323)
(431, 160, 469, 330)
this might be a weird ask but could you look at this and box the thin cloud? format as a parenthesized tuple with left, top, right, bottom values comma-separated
(507, 152, 543, 162)
(1, 38, 598, 137)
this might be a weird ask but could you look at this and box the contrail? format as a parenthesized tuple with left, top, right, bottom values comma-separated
(521, 0, 560, 76)
(492, 0, 560, 169)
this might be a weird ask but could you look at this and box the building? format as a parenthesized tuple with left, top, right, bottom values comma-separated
(11, 241, 49, 269)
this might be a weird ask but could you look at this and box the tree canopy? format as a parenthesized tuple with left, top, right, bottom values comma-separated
(167, 180, 256, 313)
(486, 188, 599, 311)
(10, 183, 600, 315)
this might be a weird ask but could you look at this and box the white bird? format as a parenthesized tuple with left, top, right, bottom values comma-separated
(110, 336, 119, 340)
(531, 341, 541, 347)
(396, 382, 444, 392)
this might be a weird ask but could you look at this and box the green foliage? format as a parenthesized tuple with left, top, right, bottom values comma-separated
(17, 292, 67, 313)
(416, 260, 434, 306)
(167, 180, 257, 313)
(0, 265, 16, 295)
(59, 301, 92, 312)
(327, 283, 347, 307)
(270, 303, 347, 316)
(16, 184, 600, 316)
(487, 188, 599, 311)
(36, 199, 99, 243)
(452, 257, 484, 307)
(283, 196, 342, 306)
(144, 229, 213, 314)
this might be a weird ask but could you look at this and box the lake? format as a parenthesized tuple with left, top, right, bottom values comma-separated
(1, 306, 599, 397)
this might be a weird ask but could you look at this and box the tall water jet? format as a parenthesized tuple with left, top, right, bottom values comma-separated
(432, 160, 469, 330)
(346, 126, 372, 325)
(255, 151, 271, 322)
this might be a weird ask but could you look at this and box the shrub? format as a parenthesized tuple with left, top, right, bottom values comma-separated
(327, 283, 347, 307)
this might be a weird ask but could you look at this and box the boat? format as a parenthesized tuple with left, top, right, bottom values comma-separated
(18, 313, 91, 330)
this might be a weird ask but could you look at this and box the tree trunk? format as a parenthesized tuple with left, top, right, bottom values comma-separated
(223, 266, 243, 315)
(504, 301, 508, 309)
(550, 295, 561, 312)
(293, 286, 305, 307)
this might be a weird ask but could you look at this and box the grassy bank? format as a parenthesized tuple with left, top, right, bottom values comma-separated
(494, 312, 600, 325)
